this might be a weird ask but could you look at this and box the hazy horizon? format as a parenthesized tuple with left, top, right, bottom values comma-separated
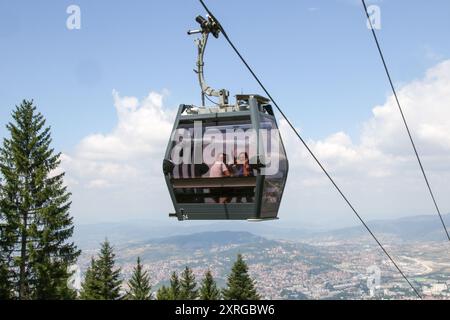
(73, 211, 450, 231)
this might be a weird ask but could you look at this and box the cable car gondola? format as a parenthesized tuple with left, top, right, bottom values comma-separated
(162, 15, 288, 221)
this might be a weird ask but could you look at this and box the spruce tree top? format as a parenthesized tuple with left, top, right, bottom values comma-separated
(180, 266, 198, 300)
(126, 257, 152, 300)
(222, 254, 260, 300)
(199, 269, 221, 300)
(80, 240, 121, 300)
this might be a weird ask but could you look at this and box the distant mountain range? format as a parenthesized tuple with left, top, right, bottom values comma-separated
(319, 214, 450, 242)
(151, 231, 267, 250)
(73, 219, 312, 249)
(73, 214, 450, 250)
(113, 230, 291, 265)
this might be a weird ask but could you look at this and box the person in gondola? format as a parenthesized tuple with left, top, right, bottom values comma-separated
(209, 153, 231, 178)
(233, 152, 253, 178)
(210, 153, 232, 203)
(233, 152, 254, 203)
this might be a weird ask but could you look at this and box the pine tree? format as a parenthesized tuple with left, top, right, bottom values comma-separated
(126, 257, 152, 300)
(169, 271, 181, 300)
(0, 203, 14, 299)
(156, 285, 171, 300)
(0, 100, 80, 299)
(79, 258, 101, 300)
(222, 254, 260, 300)
(80, 240, 122, 300)
(180, 266, 197, 300)
(199, 269, 221, 300)
(0, 259, 12, 299)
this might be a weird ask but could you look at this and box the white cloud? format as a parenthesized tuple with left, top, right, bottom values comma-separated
(279, 60, 450, 227)
(361, 60, 450, 155)
(62, 90, 176, 222)
(63, 60, 450, 227)
(87, 179, 113, 189)
(75, 90, 174, 162)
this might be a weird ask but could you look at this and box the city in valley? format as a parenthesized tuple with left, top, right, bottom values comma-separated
(76, 216, 450, 300)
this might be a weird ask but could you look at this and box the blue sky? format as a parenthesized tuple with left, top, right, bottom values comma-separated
(1, 0, 450, 226)
(1, 0, 449, 146)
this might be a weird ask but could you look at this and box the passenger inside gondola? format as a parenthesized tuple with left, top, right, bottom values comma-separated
(233, 152, 254, 203)
(232, 152, 253, 177)
(209, 153, 231, 178)
(209, 153, 232, 203)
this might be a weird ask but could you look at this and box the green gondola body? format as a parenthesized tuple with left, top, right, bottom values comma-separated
(163, 94, 288, 221)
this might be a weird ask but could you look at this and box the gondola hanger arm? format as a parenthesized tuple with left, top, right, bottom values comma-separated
(188, 15, 229, 106)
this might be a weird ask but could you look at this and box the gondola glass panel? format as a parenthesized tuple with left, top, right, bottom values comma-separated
(259, 116, 288, 218)
(168, 117, 257, 206)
